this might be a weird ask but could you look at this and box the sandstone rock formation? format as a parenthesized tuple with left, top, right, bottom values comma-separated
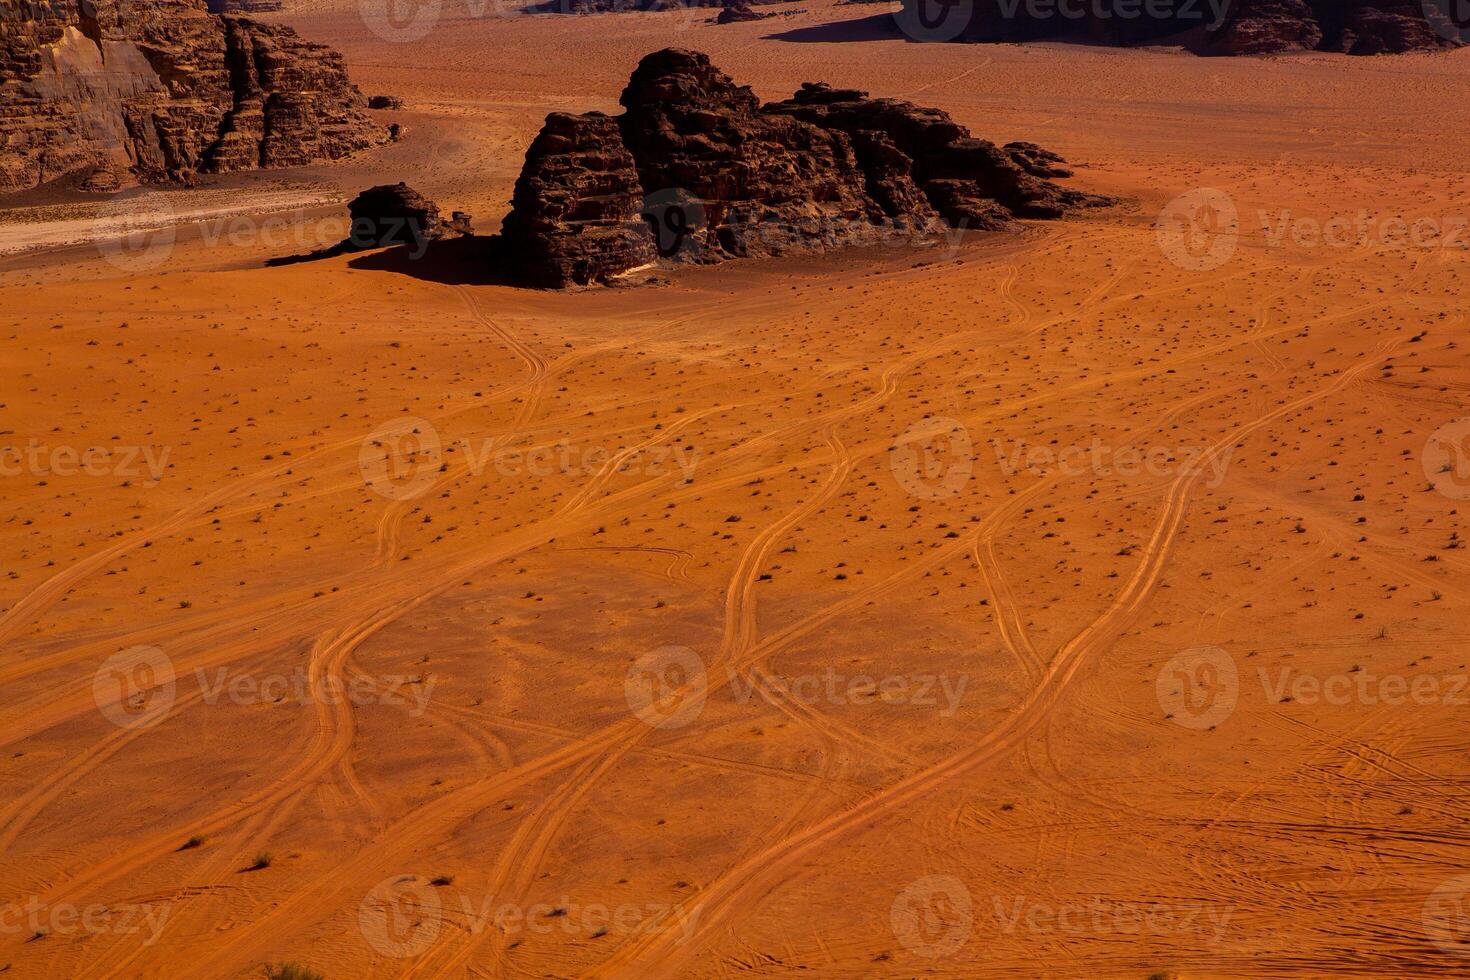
(0, 0, 386, 192)
(717, 0, 770, 22)
(500, 111, 657, 287)
(206, 0, 285, 12)
(1324, 0, 1465, 53)
(500, 48, 1104, 287)
(1004, 142, 1073, 179)
(346, 182, 472, 251)
(895, 0, 1466, 55)
(765, 81, 1096, 225)
(1202, 0, 1329, 53)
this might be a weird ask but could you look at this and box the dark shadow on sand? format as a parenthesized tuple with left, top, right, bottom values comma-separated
(764, 11, 897, 41)
(767, 12, 1208, 49)
(268, 234, 517, 287)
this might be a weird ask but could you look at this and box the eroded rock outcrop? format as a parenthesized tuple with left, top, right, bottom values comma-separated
(500, 49, 1104, 287)
(1202, 0, 1327, 53)
(206, 0, 285, 12)
(615, 50, 893, 260)
(346, 182, 472, 252)
(717, 0, 770, 22)
(896, 0, 1466, 54)
(0, 0, 386, 192)
(1325, 0, 1464, 53)
(1004, 142, 1073, 179)
(765, 81, 1095, 225)
(501, 111, 657, 287)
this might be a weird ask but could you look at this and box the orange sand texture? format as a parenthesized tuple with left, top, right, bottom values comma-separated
(3, 3, 1470, 977)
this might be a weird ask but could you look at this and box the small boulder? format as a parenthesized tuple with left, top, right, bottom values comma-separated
(1003, 142, 1073, 179)
(345, 183, 472, 253)
(717, 0, 768, 22)
(79, 167, 126, 194)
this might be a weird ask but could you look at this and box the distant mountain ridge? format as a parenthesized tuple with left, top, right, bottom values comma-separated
(896, 0, 1467, 54)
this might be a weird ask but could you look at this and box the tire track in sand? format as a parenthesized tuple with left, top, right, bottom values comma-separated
(584, 345, 1400, 978)
(408, 430, 856, 977)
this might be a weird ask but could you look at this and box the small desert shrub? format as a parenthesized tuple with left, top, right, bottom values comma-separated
(263, 964, 322, 980)
(248, 851, 273, 871)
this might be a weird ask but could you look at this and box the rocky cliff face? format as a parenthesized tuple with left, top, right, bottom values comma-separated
(1325, 0, 1464, 53)
(205, 0, 285, 11)
(501, 49, 1103, 287)
(501, 111, 657, 288)
(897, 0, 1466, 54)
(765, 82, 1095, 224)
(0, 0, 385, 192)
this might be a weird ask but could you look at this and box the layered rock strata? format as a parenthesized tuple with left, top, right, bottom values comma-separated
(0, 0, 386, 191)
(500, 49, 1104, 287)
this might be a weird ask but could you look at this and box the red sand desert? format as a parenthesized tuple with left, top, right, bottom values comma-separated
(4, 2, 1470, 978)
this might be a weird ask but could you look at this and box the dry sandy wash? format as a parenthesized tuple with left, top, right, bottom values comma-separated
(3, 5, 1470, 978)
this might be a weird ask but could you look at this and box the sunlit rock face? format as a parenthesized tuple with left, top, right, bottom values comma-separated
(0, 0, 386, 191)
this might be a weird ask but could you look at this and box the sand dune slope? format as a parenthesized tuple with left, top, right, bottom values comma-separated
(3, 10, 1470, 978)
